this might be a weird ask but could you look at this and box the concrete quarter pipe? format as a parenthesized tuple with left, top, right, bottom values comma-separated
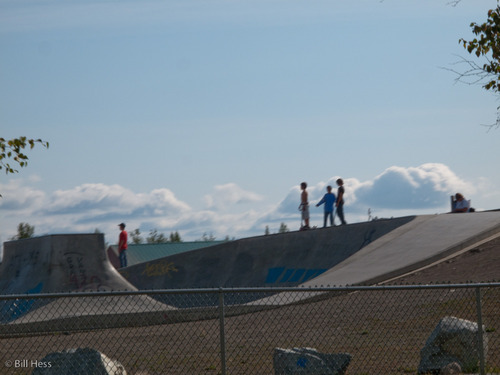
(0, 234, 170, 325)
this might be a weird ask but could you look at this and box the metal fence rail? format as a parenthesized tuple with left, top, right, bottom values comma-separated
(0, 283, 499, 374)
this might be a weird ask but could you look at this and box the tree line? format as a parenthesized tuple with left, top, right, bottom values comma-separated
(7, 223, 231, 244)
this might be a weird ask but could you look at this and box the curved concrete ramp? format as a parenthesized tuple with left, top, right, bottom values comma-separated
(0, 234, 136, 294)
(0, 234, 172, 325)
(0, 234, 136, 295)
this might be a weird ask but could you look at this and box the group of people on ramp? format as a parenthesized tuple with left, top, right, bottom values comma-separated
(299, 178, 347, 230)
(299, 181, 476, 231)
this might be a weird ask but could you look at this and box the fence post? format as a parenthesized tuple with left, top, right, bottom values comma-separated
(219, 288, 227, 375)
(475, 287, 486, 375)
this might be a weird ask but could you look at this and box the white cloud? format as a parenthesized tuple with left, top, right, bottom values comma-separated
(204, 183, 263, 210)
(47, 183, 134, 213)
(0, 180, 263, 242)
(0, 179, 45, 212)
(147, 188, 191, 214)
(0, 181, 193, 242)
(44, 184, 190, 217)
(353, 163, 472, 211)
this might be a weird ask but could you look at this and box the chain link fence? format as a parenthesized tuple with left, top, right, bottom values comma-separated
(0, 283, 499, 375)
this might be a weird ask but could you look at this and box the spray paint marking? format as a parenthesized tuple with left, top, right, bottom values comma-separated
(265, 267, 327, 284)
(141, 260, 179, 278)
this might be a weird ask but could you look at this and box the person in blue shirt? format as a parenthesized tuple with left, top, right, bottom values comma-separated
(316, 185, 336, 227)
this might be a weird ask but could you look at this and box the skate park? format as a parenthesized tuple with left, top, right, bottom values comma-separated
(1, 210, 500, 330)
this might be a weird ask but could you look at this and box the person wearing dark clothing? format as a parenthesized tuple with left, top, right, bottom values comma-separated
(335, 178, 347, 225)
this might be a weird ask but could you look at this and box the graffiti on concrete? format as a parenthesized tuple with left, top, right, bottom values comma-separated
(359, 228, 376, 250)
(266, 267, 327, 284)
(0, 282, 43, 323)
(65, 252, 102, 291)
(141, 260, 179, 278)
(10, 249, 40, 278)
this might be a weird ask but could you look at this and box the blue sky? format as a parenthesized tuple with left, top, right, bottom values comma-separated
(1, 0, 499, 245)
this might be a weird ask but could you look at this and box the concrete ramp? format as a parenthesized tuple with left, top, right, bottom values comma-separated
(120, 216, 416, 291)
(0, 234, 136, 295)
(248, 211, 500, 306)
(120, 212, 500, 308)
(0, 234, 172, 325)
(302, 211, 500, 287)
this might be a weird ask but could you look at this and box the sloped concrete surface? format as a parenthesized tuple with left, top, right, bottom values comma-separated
(302, 212, 500, 287)
(120, 216, 416, 291)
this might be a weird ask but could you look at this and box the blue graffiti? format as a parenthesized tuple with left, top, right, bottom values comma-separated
(297, 357, 308, 368)
(266, 267, 327, 284)
(0, 282, 43, 323)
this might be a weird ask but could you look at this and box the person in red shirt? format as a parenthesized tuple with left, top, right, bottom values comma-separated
(118, 223, 128, 268)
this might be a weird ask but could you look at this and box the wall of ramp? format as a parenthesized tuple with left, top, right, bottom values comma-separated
(120, 216, 416, 307)
(0, 234, 136, 296)
(0, 234, 171, 324)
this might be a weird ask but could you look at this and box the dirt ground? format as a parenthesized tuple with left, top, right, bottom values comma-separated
(2, 236, 500, 375)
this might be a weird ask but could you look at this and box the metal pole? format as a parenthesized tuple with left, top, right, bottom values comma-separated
(219, 288, 227, 375)
(475, 287, 486, 375)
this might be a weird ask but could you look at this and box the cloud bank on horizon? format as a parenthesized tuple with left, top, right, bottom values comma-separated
(0, 163, 483, 243)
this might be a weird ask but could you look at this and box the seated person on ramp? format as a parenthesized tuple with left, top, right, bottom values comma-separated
(451, 193, 474, 213)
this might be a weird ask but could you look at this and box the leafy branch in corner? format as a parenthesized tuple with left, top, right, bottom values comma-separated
(0, 137, 49, 197)
(0, 137, 49, 175)
(455, 3, 500, 129)
(459, 5, 500, 93)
